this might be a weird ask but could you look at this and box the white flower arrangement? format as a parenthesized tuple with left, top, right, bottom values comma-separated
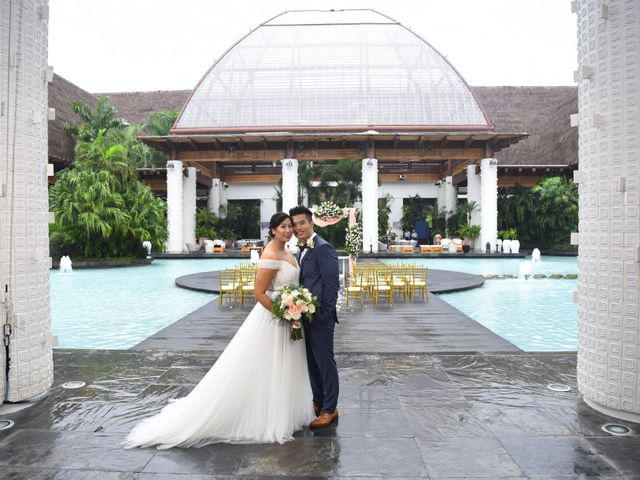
(345, 222, 363, 258)
(314, 201, 344, 220)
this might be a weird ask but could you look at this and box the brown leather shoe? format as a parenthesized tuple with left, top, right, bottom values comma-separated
(313, 402, 322, 416)
(309, 409, 338, 428)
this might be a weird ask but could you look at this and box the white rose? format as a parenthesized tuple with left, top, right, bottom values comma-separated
(284, 311, 292, 320)
(308, 304, 316, 313)
(302, 305, 309, 312)
(292, 312, 302, 320)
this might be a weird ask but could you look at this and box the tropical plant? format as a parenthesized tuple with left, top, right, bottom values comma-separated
(378, 194, 392, 238)
(498, 228, 518, 240)
(143, 110, 178, 136)
(319, 160, 362, 206)
(458, 224, 481, 240)
(401, 195, 432, 232)
(64, 95, 126, 142)
(195, 208, 220, 240)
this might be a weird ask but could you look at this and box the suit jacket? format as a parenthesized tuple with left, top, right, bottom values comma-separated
(298, 235, 339, 323)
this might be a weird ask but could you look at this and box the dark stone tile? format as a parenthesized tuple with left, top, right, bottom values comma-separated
(548, 400, 640, 437)
(236, 437, 333, 476)
(135, 474, 218, 480)
(587, 436, 640, 475)
(0, 467, 135, 479)
(63, 369, 165, 403)
(460, 385, 540, 407)
(56, 431, 155, 472)
(403, 405, 494, 438)
(416, 437, 524, 478)
(21, 401, 119, 432)
(334, 438, 428, 477)
(169, 353, 220, 367)
(339, 386, 402, 410)
(484, 354, 570, 386)
(0, 429, 88, 467)
(476, 405, 576, 437)
(385, 370, 453, 395)
(142, 443, 247, 475)
(335, 409, 412, 438)
(156, 367, 209, 385)
(500, 436, 621, 477)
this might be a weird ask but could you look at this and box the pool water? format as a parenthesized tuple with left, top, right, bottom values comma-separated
(382, 255, 578, 351)
(50, 256, 578, 352)
(51, 259, 238, 349)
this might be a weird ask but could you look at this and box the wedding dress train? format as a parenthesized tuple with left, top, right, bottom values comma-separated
(123, 259, 315, 448)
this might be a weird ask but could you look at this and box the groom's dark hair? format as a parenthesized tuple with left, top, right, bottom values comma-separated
(289, 206, 313, 221)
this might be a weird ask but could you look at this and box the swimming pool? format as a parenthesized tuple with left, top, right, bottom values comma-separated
(50, 256, 578, 351)
(51, 259, 239, 349)
(382, 256, 578, 351)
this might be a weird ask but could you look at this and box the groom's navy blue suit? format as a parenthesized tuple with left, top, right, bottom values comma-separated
(298, 234, 340, 413)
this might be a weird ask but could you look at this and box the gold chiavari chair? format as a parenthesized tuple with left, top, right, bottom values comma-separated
(372, 268, 393, 307)
(408, 266, 428, 302)
(345, 270, 366, 308)
(237, 265, 256, 306)
(218, 268, 239, 306)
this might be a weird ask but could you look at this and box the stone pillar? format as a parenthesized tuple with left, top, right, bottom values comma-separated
(576, 0, 640, 423)
(208, 178, 221, 216)
(389, 196, 404, 239)
(260, 197, 278, 242)
(479, 158, 498, 252)
(182, 166, 197, 246)
(219, 182, 228, 219)
(166, 160, 184, 252)
(281, 158, 298, 214)
(0, 0, 53, 403)
(467, 164, 482, 250)
(436, 180, 446, 216)
(362, 158, 379, 253)
(444, 175, 457, 219)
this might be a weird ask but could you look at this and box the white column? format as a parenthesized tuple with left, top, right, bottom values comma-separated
(444, 175, 457, 218)
(467, 164, 482, 250)
(208, 178, 221, 216)
(219, 182, 228, 219)
(0, 0, 53, 403)
(389, 196, 404, 239)
(166, 160, 184, 252)
(436, 180, 446, 217)
(182, 166, 197, 246)
(260, 197, 278, 242)
(479, 158, 498, 252)
(362, 158, 379, 253)
(281, 158, 299, 214)
(577, 0, 640, 423)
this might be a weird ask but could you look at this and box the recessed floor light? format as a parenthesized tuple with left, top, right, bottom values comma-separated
(0, 419, 14, 430)
(547, 383, 571, 392)
(601, 423, 632, 436)
(62, 381, 86, 389)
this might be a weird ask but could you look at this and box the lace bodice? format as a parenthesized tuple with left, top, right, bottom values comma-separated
(258, 260, 300, 292)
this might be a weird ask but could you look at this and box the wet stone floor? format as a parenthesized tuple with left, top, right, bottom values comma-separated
(0, 349, 639, 479)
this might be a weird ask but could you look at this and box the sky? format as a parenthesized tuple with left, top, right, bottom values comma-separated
(48, 0, 578, 93)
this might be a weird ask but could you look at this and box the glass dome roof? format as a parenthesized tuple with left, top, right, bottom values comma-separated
(174, 9, 491, 132)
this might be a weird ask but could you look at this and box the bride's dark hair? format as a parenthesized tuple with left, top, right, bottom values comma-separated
(268, 212, 292, 239)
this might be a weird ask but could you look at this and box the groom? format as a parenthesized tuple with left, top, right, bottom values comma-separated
(290, 206, 340, 428)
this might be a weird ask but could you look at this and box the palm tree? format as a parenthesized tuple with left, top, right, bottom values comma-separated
(64, 95, 126, 142)
(319, 160, 362, 206)
(143, 110, 179, 136)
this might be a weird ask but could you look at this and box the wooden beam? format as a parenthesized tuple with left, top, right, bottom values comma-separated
(379, 173, 439, 183)
(498, 175, 542, 188)
(225, 174, 281, 183)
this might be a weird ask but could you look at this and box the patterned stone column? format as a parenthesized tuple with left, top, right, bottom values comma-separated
(260, 197, 278, 242)
(467, 164, 482, 250)
(362, 158, 379, 253)
(479, 158, 498, 252)
(182, 166, 197, 246)
(281, 158, 298, 249)
(0, 0, 53, 403)
(436, 180, 446, 217)
(576, 0, 640, 423)
(165, 160, 184, 252)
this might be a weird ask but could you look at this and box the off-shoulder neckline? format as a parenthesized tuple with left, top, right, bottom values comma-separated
(260, 258, 299, 270)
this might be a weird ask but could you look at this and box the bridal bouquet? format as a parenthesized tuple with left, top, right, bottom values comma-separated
(271, 285, 319, 340)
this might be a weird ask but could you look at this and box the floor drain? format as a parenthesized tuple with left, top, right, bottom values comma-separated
(62, 381, 86, 389)
(601, 423, 632, 436)
(0, 419, 14, 430)
(547, 383, 571, 392)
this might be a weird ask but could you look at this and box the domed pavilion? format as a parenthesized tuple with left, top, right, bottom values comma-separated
(141, 9, 527, 251)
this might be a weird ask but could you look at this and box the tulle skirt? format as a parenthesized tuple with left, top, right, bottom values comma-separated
(123, 303, 315, 449)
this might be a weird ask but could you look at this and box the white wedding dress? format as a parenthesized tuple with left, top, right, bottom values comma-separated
(123, 259, 315, 448)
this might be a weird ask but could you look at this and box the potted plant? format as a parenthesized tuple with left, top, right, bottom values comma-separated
(458, 224, 481, 253)
(498, 228, 517, 254)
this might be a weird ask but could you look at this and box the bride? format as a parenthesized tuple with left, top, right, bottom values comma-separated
(123, 212, 315, 448)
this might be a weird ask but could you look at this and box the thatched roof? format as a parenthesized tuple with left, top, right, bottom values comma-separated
(47, 74, 96, 163)
(102, 90, 190, 126)
(472, 86, 578, 167)
(49, 80, 578, 169)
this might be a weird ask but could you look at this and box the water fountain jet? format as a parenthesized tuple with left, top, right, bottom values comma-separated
(59, 256, 73, 274)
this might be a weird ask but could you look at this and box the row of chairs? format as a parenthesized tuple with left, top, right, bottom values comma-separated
(218, 263, 257, 306)
(345, 263, 428, 308)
